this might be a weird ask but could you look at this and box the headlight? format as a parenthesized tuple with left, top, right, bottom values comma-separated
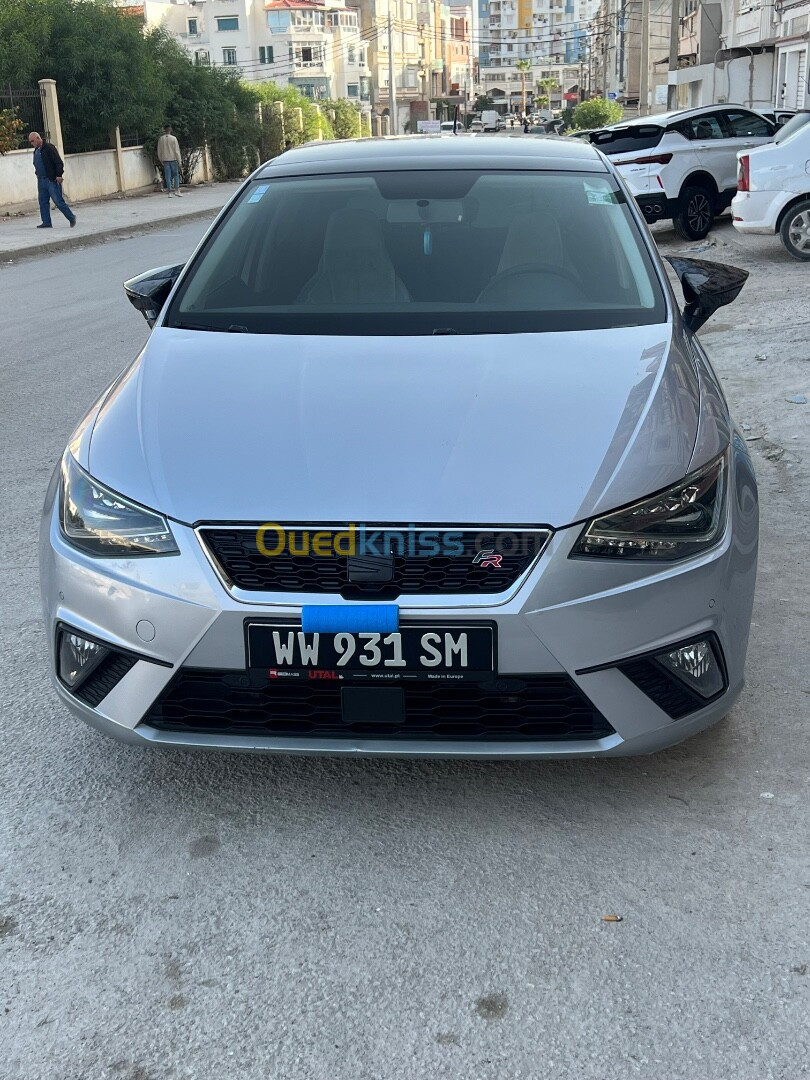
(59, 452, 179, 556)
(571, 452, 727, 560)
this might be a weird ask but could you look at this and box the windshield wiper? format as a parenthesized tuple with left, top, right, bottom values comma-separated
(171, 321, 229, 333)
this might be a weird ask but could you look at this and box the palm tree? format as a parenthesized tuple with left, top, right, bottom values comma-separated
(515, 58, 531, 116)
(535, 77, 557, 112)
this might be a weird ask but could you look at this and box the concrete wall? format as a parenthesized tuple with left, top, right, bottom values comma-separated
(0, 150, 35, 210)
(0, 146, 157, 213)
(121, 147, 159, 191)
(63, 149, 120, 202)
(669, 52, 776, 111)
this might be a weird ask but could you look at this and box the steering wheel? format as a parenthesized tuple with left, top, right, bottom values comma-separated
(478, 262, 582, 302)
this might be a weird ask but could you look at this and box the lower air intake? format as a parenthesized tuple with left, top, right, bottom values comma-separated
(145, 670, 614, 742)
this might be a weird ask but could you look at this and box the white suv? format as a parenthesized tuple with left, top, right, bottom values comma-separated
(732, 111, 810, 260)
(590, 105, 776, 240)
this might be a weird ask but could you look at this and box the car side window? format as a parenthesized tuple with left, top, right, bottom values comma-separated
(724, 110, 774, 138)
(674, 113, 726, 140)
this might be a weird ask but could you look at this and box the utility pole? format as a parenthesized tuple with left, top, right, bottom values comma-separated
(639, 0, 650, 115)
(388, 13, 398, 134)
(667, 0, 681, 110)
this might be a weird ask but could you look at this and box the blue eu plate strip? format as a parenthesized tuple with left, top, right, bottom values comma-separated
(302, 605, 399, 634)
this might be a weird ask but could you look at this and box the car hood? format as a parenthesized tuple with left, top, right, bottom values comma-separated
(87, 326, 699, 528)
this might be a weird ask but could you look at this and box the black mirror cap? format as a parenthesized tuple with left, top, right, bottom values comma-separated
(123, 263, 185, 328)
(666, 256, 749, 333)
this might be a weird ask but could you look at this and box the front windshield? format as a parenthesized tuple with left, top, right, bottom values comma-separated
(166, 169, 666, 336)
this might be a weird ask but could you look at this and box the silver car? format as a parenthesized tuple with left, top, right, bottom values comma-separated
(40, 137, 758, 757)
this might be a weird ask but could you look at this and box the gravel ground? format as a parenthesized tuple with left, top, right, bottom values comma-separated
(0, 215, 808, 1080)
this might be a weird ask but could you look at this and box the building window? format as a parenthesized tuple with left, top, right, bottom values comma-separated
(222, 47, 238, 65)
(187, 17, 198, 34)
(195, 50, 210, 65)
(347, 83, 359, 97)
(406, 1, 414, 17)
(301, 46, 313, 62)
(348, 46, 356, 63)
(216, 16, 239, 32)
(259, 45, 274, 64)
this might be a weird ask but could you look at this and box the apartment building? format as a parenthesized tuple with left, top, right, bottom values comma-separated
(590, 0, 806, 116)
(669, 0, 809, 111)
(138, 0, 371, 102)
(590, 0, 670, 111)
(484, 0, 578, 68)
(475, 0, 586, 111)
(449, 5, 473, 92)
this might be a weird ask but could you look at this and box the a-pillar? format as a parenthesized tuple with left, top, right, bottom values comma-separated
(38, 79, 64, 159)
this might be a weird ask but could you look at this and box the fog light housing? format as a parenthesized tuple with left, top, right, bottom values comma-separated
(58, 630, 109, 690)
(656, 638, 724, 699)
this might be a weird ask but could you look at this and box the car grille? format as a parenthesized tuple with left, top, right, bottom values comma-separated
(144, 669, 613, 742)
(198, 525, 550, 597)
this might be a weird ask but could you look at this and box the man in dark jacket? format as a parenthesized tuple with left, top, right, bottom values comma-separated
(28, 131, 77, 229)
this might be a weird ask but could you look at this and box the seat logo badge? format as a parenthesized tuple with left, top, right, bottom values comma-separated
(472, 549, 502, 568)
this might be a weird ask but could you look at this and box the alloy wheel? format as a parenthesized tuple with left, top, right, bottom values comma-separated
(787, 210, 810, 253)
(687, 193, 712, 234)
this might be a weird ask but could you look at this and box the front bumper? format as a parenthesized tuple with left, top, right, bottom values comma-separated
(39, 449, 758, 758)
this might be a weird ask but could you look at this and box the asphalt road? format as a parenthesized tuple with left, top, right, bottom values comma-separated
(1, 217, 808, 1080)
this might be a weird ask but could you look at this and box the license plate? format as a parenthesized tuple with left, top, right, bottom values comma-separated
(246, 623, 495, 682)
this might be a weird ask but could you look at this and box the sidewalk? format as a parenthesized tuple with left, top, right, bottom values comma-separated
(0, 182, 242, 260)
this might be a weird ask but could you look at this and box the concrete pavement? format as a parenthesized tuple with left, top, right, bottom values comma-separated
(0, 182, 241, 261)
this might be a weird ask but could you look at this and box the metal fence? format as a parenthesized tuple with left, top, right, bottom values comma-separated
(0, 85, 47, 148)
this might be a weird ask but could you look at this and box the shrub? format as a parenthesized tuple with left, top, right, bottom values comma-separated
(572, 97, 624, 130)
(0, 108, 24, 154)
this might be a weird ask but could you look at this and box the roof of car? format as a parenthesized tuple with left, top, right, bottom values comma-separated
(255, 134, 608, 176)
(602, 103, 772, 131)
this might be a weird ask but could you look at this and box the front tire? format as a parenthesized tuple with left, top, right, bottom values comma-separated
(673, 185, 715, 241)
(779, 200, 810, 261)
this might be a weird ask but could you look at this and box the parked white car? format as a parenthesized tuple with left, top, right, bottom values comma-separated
(591, 105, 777, 240)
(732, 111, 810, 260)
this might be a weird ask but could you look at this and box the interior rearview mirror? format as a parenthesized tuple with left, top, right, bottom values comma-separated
(123, 264, 185, 328)
(665, 256, 748, 333)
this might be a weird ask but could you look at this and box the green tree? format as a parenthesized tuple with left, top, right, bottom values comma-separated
(253, 83, 332, 158)
(0, 0, 168, 152)
(324, 98, 361, 140)
(473, 94, 494, 113)
(572, 97, 623, 130)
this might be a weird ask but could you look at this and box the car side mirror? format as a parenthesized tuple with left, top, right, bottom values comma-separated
(666, 256, 749, 333)
(123, 263, 185, 327)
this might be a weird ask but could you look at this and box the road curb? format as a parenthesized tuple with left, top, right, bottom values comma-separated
(1, 205, 222, 263)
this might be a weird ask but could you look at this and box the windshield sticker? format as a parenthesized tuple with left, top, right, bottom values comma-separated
(583, 182, 617, 205)
(248, 184, 270, 204)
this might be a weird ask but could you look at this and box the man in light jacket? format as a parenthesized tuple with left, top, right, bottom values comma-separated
(157, 125, 183, 198)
